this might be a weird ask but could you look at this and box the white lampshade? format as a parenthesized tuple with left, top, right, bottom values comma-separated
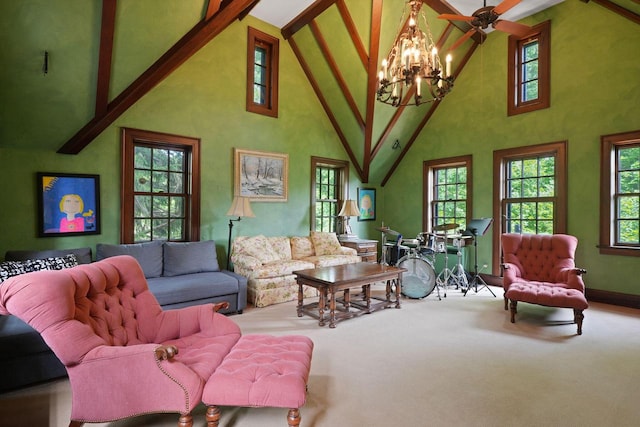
(338, 199, 360, 217)
(227, 196, 255, 218)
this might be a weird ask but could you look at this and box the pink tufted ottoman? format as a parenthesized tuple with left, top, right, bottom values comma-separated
(203, 334, 313, 427)
(505, 283, 589, 335)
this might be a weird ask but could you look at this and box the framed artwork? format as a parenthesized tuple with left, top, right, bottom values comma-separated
(37, 172, 101, 237)
(234, 148, 288, 201)
(357, 188, 376, 221)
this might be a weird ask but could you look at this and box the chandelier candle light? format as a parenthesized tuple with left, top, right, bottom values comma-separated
(377, 0, 454, 107)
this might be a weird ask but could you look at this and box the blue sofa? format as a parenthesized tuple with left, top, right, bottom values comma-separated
(0, 240, 247, 393)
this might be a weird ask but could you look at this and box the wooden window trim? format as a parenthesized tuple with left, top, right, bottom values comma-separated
(492, 141, 567, 273)
(311, 157, 349, 232)
(246, 27, 279, 118)
(121, 128, 201, 243)
(507, 20, 551, 116)
(600, 129, 640, 257)
(423, 155, 473, 233)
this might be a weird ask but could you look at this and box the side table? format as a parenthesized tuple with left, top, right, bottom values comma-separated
(340, 238, 378, 263)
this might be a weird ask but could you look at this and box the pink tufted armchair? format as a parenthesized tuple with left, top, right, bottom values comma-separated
(0, 255, 242, 427)
(501, 233, 587, 310)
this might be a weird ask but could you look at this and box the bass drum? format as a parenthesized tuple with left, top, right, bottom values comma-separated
(397, 255, 436, 299)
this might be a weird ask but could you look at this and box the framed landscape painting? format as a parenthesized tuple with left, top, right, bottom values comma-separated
(234, 148, 288, 201)
(37, 172, 101, 237)
(357, 188, 376, 221)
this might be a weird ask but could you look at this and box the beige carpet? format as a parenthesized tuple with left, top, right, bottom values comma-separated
(2, 285, 640, 427)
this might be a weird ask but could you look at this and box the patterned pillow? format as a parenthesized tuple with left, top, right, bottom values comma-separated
(310, 232, 343, 256)
(0, 254, 78, 283)
(291, 236, 315, 259)
(269, 237, 293, 261)
(239, 235, 279, 264)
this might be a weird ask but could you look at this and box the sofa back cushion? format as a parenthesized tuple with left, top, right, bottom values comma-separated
(310, 232, 343, 256)
(269, 237, 293, 260)
(163, 240, 220, 276)
(5, 247, 92, 264)
(291, 236, 315, 259)
(96, 241, 163, 278)
(234, 235, 279, 264)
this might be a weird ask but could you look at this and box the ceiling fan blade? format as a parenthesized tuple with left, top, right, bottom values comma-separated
(449, 29, 476, 52)
(438, 13, 474, 22)
(493, 0, 521, 15)
(493, 20, 532, 37)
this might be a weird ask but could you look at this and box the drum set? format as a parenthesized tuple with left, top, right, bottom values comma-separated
(378, 224, 472, 300)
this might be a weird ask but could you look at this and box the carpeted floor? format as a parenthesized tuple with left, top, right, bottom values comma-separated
(1, 285, 639, 427)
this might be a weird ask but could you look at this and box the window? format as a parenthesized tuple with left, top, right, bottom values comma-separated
(423, 155, 472, 232)
(507, 20, 550, 116)
(121, 128, 200, 243)
(246, 27, 279, 118)
(600, 130, 640, 256)
(493, 141, 567, 272)
(311, 157, 348, 232)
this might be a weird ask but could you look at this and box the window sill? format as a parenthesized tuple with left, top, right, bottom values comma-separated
(598, 245, 640, 257)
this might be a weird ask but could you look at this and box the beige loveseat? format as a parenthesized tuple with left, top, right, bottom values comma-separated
(231, 232, 361, 307)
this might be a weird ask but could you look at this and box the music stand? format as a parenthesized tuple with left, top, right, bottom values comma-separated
(463, 218, 496, 297)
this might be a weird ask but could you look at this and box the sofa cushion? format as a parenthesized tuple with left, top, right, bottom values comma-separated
(235, 235, 279, 264)
(96, 241, 163, 278)
(247, 260, 315, 280)
(269, 236, 293, 261)
(163, 240, 220, 276)
(290, 236, 314, 259)
(303, 254, 361, 268)
(310, 231, 343, 256)
(147, 272, 239, 307)
(5, 247, 92, 264)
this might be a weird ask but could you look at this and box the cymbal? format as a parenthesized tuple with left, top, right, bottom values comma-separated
(375, 227, 400, 236)
(433, 223, 459, 231)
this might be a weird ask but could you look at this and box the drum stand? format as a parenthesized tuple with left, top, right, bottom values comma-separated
(463, 228, 496, 297)
(435, 232, 452, 298)
(449, 237, 468, 291)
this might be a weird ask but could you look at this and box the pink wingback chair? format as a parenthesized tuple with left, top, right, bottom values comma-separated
(0, 255, 242, 427)
(501, 233, 586, 310)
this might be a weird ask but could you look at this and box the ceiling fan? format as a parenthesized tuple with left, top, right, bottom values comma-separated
(439, 0, 533, 51)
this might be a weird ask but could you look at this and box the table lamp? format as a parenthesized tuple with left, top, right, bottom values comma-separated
(338, 199, 359, 239)
(226, 196, 255, 269)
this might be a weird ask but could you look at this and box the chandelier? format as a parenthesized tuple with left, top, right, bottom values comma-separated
(377, 1, 454, 107)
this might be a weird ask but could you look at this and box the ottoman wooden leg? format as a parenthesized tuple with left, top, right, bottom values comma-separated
(574, 309, 584, 335)
(206, 406, 221, 427)
(287, 408, 301, 427)
(178, 414, 193, 427)
(509, 299, 518, 323)
(504, 295, 509, 311)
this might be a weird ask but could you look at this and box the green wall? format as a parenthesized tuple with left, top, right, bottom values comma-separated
(381, 1, 640, 294)
(0, 5, 363, 262)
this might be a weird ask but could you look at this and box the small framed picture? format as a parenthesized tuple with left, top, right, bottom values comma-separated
(37, 172, 101, 237)
(357, 188, 376, 221)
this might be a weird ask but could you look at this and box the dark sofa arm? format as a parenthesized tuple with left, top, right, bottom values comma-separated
(221, 270, 248, 313)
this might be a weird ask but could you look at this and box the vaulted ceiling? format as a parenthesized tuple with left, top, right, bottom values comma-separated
(58, 0, 640, 186)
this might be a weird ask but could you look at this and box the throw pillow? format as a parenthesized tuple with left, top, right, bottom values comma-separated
(163, 240, 220, 276)
(96, 241, 163, 278)
(239, 235, 279, 264)
(0, 261, 27, 283)
(269, 236, 292, 261)
(311, 231, 343, 256)
(290, 236, 314, 259)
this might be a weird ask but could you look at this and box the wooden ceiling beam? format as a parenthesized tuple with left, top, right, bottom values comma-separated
(282, 0, 338, 39)
(95, 0, 116, 117)
(309, 20, 365, 132)
(362, 0, 383, 182)
(581, 0, 640, 26)
(336, 0, 368, 70)
(58, 0, 257, 154)
(288, 36, 365, 181)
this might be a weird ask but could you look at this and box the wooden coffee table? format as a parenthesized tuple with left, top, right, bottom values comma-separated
(293, 263, 405, 328)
